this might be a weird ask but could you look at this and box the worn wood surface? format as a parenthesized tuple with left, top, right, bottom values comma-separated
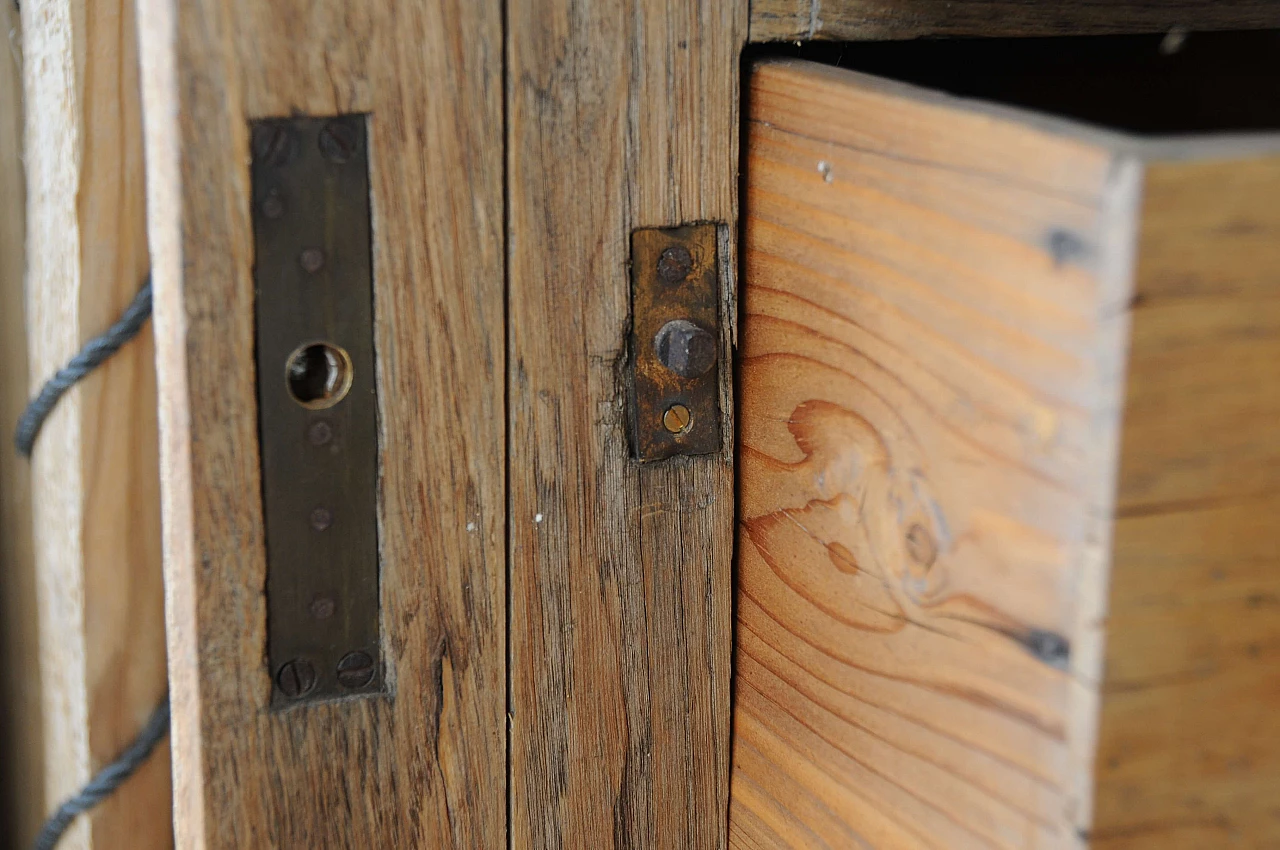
(1093, 155, 1280, 849)
(137, 0, 506, 845)
(506, 0, 744, 846)
(729, 60, 1139, 849)
(21, 0, 170, 847)
(749, 0, 1280, 41)
(0, 5, 43, 846)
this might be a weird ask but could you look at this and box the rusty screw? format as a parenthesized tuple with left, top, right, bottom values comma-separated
(657, 245, 694, 283)
(299, 247, 325, 273)
(276, 658, 317, 699)
(261, 189, 285, 220)
(654, 319, 716, 379)
(336, 651, 376, 689)
(310, 507, 333, 532)
(663, 403, 693, 434)
(252, 124, 293, 167)
(307, 420, 334, 446)
(318, 121, 358, 164)
(310, 595, 336, 620)
(904, 523, 937, 569)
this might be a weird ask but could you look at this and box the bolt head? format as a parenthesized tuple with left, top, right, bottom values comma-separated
(654, 319, 716, 379)
(657, 245, 694, 283)
(318, 121, 358, 164)
(663, 403, 693, 434)
(276, 658, 317, 699)
(310, 507, 333, 531)
(336, 651, 376, 689)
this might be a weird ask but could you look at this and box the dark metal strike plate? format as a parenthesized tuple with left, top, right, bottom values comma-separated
(629, 224, 722, 461)
(251, 115, 382, 706)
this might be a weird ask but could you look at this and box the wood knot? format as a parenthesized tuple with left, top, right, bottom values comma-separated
(904, 523, 937, 569)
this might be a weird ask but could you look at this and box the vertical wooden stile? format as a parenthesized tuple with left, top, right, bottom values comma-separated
(506, 2, 746, 846)
(137, 0, 507, 845)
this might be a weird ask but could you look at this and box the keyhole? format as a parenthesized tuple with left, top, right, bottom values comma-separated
(285, 342, 352, 409)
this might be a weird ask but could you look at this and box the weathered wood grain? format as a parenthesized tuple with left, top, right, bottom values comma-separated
(1094, 155, 1280, 849)
(729, 59, 1138, 850)
(22, 0, 170, 846)
(749, 0, 1280, 41)
(506, 1, 745, 846)
(137, 0, 506, 845)
(0, 5, 43, 845)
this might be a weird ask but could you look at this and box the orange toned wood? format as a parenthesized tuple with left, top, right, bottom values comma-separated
(137, 0, 506, 845)
(749, 0, 1280, 41)
(21, 0, 170, 846)
(732, 58, 1280, 850)
(506, 1, 744, 845)
(732, 59, 1135, 850)
(1094, 156, 1280, 849)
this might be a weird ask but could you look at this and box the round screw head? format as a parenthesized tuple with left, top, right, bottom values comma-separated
(276, 658, 317, 699)
(261, 190, 285, 220)
(299, 247, 325, 273)
(307, 420, 334, 446)
(654, 319, 716, 379)
(336, 651, 376, 689)
(310, 595, 336, 620)
(663, 403, 693, 434)
(310, 507, 333, 532)
(904, 523, 937, 568)
(252, 124, 293, 167)
(657, 245, 694, 283)
(318, 121, 358, 164)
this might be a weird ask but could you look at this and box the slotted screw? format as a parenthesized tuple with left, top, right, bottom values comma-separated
(337, 651, 376, 689)
(318, 121, 358, 164)
(276, 659, 317, 699)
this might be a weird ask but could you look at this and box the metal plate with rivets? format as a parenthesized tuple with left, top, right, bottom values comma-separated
(251, 115, 382, 706)
(629, 224, 723, 461)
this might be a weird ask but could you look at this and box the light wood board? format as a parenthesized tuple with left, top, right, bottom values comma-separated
(729, 59, 1138, 849)
(1093, 155, 1280, 849)
(749, 0, 1280, 41)
(0, 4, 42, 845)
(506, 1, 744, 846)
(137, 0, 507, 845)
(22, 0, 170, 846)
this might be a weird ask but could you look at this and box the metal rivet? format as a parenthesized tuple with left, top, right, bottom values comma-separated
(654, 319, 716, 379)
(318, 121, 357, 164)
(310, 596, 336, 620)
(663, 403, 693, 434)
(657, 245, 693, 283)
(261, 190, 285, 220)
(276, 658, 317, 699)
(336, 651, 376, 689)
(310, 507, 333, 531)
(299, 247, 325, 273)
(905, 523, 937, 568)
(307, 420, 334, 446)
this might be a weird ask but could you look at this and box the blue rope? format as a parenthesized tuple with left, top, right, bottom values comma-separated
(15, 279, 153, 457)
(15, 278, 170, 849)
(32, 698, 171, 850)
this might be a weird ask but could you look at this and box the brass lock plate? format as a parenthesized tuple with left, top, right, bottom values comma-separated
(250, 115, 382, 706)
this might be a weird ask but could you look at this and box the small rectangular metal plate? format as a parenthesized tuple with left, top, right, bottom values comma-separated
(251, 115, 382, 706)
(630, 224, 722, 461)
